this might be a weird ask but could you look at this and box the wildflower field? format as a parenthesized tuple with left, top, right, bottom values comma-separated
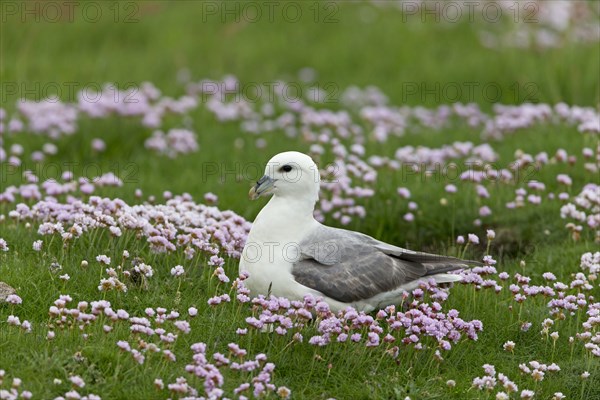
(0, 1, 599, 399)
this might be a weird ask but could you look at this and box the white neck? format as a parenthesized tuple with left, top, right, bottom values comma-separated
(250, 195, 318, 241)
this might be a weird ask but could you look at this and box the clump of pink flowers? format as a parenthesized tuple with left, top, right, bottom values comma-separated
(0, 369, 33, 399)
(240, 282, 482, 358)
(145, 128, 199, 158)
(561, 183, 600, 242)
(6, 194, 251, 260)
(169, 341, 292, 399)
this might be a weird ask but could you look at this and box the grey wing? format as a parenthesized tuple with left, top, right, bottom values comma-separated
(293, 226, 475, 303)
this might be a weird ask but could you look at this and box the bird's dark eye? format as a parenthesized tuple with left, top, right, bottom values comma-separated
(280, 165, 293, 173)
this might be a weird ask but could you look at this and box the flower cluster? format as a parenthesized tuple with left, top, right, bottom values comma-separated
(518, 360, 561, 382)
(561, 183, 600, 242)
(144, 128, 199, 158)
(6, 194, 251, 259)
(174, 342, 291, 399)
(471, 362, 566, 400)
(240, 281, 483, 358)
(0, 370, 33, 399)
(2, 72, 599, 226)
(77, 82, 197, 128)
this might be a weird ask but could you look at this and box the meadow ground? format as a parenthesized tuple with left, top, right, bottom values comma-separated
(0, 1, 599, 399)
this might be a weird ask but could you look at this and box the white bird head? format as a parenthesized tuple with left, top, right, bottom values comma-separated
(249, 151, 320, 203)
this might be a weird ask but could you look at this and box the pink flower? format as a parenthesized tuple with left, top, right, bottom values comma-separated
(145, 128, 198, 157)
(445, 184, 457, 193)
(21, 320, 32, 333)
(476, 185, 490, 198)
(520, 389, 535, 399)
(397, 187, 411, 199)
(468, 234, 479, 244)
(65, 390, 81, 399)
(581, 371, 590, 379)
(69, 375, 85, 388)
(542, 272, 556, 281)
(131, 349, 145, 364)
(91, 138, 106, 152)
(498, 272, 510, 280)
(556, 174, 572, 186)
(117, 341, 131, 352)
(163, 350, 176, 362)
(503, 341, 515, 352)
(527, 195, 541, 204)
(6, 294, 22, 305)
(228, 343, 247, 358)
(204, 192, 218, 203)
(479, 206, 492, 217)
(174, 320, 191, 334)
(208, 296, 222, 306)
(96, 255, 111, 265)
(170, 265, 185, 277)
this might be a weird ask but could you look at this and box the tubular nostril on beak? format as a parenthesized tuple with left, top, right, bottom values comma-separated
(249, 175, 276, 200)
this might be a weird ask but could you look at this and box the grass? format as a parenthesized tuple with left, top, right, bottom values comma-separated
(1, 1, 599, 399)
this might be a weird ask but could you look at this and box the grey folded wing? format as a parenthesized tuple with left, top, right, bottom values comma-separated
(292, 226, 474, 303)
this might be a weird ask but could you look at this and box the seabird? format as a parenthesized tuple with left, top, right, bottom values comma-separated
(240, 151, 475, 313)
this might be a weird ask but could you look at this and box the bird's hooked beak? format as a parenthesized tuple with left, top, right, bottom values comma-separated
(249, 175, 276, 200)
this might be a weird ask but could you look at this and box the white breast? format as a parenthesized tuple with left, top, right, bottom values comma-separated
(239, 196, 319, 298)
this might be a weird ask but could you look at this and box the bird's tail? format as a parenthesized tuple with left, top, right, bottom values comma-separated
(398, 251, 480, 276)
(430, 273, 464, 284)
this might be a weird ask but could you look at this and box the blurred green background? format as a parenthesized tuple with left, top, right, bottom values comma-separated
(2, 0, 599, 107)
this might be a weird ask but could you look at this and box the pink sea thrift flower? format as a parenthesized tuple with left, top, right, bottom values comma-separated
(520, 389, 535, 399)
(468, 234, 479, 244)
(96, 255, 111, 265)
(397, 187, 411, 198)
(556, 174, 572, 186)
(6, 294, 22, 305)
(69, 375, 85, 388)
(445, 184, 457, 193)
(170, 265, 185, 277)
(479, 206, 492, 217)
(503, 341, 515, 352)
(91, 138, 106, 152)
